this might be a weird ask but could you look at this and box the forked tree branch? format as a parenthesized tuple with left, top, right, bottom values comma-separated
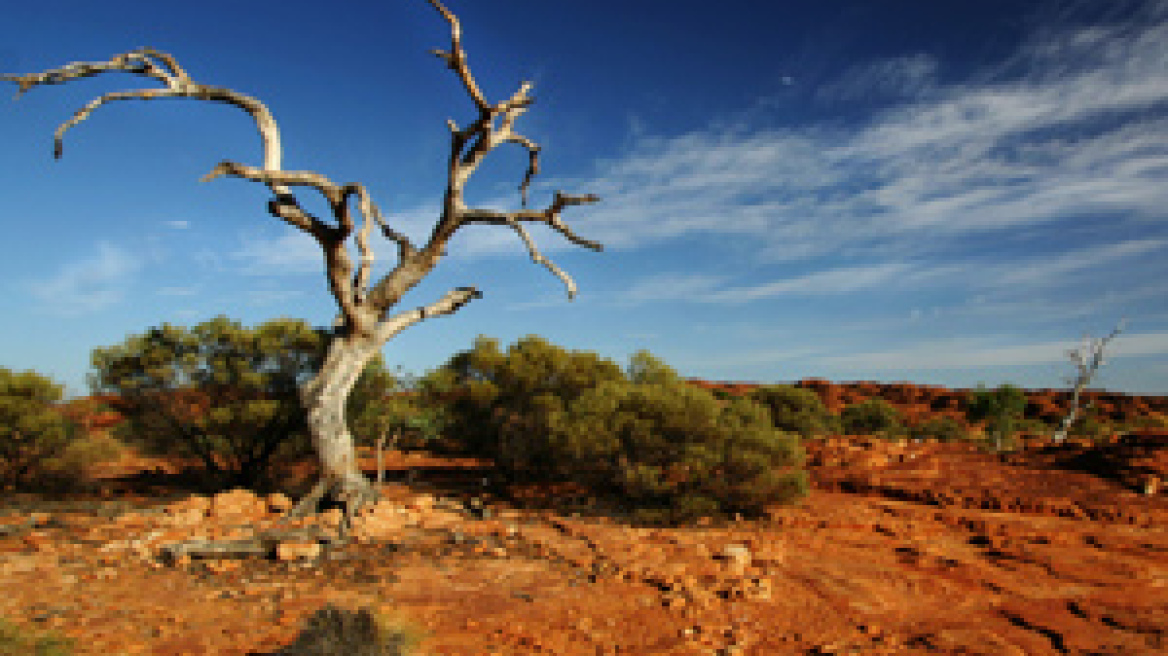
(373, 287, 482, 344)
(5, 0, 600, 336)
(3, 48, 415, 336)
(6, 0, 602, 554)
(1054, 319, 1126, 442)
(423, 0, 601, 299)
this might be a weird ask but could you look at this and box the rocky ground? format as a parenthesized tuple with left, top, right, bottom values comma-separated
(1, 432, 1166, 655)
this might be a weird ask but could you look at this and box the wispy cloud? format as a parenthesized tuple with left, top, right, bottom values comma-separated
(704, 263, 910, 303)
(244, 289, 305, 306)
(561, 2, 1168, 270)
(615, 273, 726, 304)
(232, 230, 321, 275)
(993, 239, 1167, 287)
(815, 53, 940, 104)
(614, 238, 1167, 307)
(28, 242, 140, 315)
(819, 331, 1168, 371)
(157, 286, 199, 297)
(164, 220, 190, 230)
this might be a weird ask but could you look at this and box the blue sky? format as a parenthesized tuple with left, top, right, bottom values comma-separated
(3, 0, 1168, 397)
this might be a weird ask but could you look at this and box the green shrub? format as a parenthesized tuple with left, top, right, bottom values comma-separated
(749, 385, 839, 438)
(90, 316, 393, 490)
(1068, 411, 1115, 441)
(1014, 417, 1055, 436)
(430, 337, 808, 523)
(967, 384, 1027, 450)
(840, 398, 904, 438)
(0, 617, 73, 656)
(544, 379, 808, 524)
(427, 335, 625, 475)
(0, 368, 81, 489)
(909, 415, 968, 442)
(1119, 413, 1168, 433)
(625, 350, 682, 386)
(278, 605, 423, 656)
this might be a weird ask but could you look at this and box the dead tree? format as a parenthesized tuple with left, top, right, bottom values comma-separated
(1053, 320, 1125, 442)
(3, 0, 601, 530)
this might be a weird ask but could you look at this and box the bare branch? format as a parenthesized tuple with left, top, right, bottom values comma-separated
(417, 3, 601, 299)
(203, 162, 347, 205)
(1054, 318, 1126, 442)
(507, 220, 579, 298)
(373, 286, 481, 344)
(7, 1, 608, 542)
(462, 191, 603, 249)
(351, 187, 414, 303)
(3, 49, 284, 172)
(427, 0, 489, 111)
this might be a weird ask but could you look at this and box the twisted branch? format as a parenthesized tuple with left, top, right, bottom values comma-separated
(5, 0, 599, 330)
(424, 0, 601, 299)
(373, 286, 482, 344)
(2, 48, 434, 336)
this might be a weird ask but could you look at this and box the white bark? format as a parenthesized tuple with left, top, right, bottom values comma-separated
(5, 0, 601, 531)
(1053, 320, 1125, 442)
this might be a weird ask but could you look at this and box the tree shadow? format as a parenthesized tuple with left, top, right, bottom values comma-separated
(1045, 431, 1168, 492)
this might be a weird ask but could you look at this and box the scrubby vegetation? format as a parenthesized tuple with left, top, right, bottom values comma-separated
(548, 378, 807, 524)
(89, 316, 394, 491)
(278, 605, 424, 656)
(0, 618, 73, 656)
(748, 384, 839, 439)
(0, 368, 84, 489)
(840, 398, 904, 439)
(422, 336, 808, 524)
(908, 415, 969, 442)
(420, 335, 627, 474)
(967, 383, 1028, 450)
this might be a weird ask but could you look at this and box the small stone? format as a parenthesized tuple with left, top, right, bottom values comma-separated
(1143, 477, 1161, 496)
(319, 508, 344, 528)
(204, 560, 241, 574)
(277, 541, 321, 562)
(209, 489, 265, 520)
(720, 544, 753, 574)
(266, 493, 293, 513)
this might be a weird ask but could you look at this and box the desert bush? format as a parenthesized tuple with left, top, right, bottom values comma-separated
(427, 335, 625, 475)
(909, 415, 968, 442)
(967, 384, 1027, 450)
(708, 387, 735, 401)
(749, 384, 839, 438)
(625, 349, 682, 386)
(1014, 417, 1055, 436)
(840, 398, 904, 438)
(278, 605, 424, 656)
(91, 316, 394, 490)
(1067, 411, 1115, 441)
(543, 378, 808, 524)
(1120, 413, 1168, 433)
(0, 617, 73, 656)
(0, 368, 82, 489)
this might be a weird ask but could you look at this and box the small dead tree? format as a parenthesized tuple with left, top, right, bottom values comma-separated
(3, 0, 601, 530)
(1054, 320, 1125, 442)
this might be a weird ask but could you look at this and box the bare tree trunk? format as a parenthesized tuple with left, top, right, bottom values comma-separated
(1053, 320, 1124, 443)
(1054, 387, 1086, 442)
(290, 334, 381, 523)
(5, 0, 602, 544)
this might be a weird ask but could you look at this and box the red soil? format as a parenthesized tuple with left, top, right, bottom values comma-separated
(689, 378, 1168, 427)
(2, 429, 1166, 655)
